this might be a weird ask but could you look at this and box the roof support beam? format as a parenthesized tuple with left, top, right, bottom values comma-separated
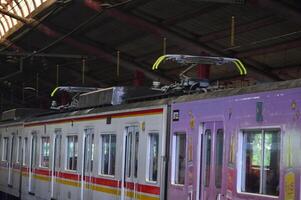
(0, 4, 171, 84)
(84, 0, 281, 81)
(37, 24, 172, 83)
(199, 16, 282, 43)
(236, 39, 301, 58)
(162, 4, 222, 25)
(251, 0, 301, 25)
(0, 7, 32, 25)
(2, 40, 107, 89)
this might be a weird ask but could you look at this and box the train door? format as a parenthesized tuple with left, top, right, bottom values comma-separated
(82, 128, 94, 200)
(51, 130, 62, 200)
(122, 125, 140, 200)
(199, 121, 224, 200)
(8, 134, 15, 187)
(29, 133, 38, 195)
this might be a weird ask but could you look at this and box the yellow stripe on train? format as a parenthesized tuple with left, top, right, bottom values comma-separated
(33, 174, 51, 182)
(56, 178, 81, 187)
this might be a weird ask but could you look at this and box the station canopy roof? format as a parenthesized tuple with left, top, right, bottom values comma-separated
(0, 0, 300, 110)
(0, 0, 53, 38)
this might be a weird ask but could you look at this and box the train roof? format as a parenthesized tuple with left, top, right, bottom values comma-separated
(6, 78, 301, 125)
(173, 78, 301, 103)
(0, 108, 47, 127)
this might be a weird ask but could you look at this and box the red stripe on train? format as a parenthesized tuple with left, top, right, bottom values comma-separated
(25, 108, 163, 127)
(125, 182, 160, 195)
(92, 177, 119, 188)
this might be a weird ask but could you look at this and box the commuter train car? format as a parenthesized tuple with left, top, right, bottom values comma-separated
(167, 79, 301, 200)
(19, 99, 169, 200)
(1, 79, 301, 200)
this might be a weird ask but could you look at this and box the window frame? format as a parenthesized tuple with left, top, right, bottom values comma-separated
(171, 132, 186, 186)
(99, 133, 116, 177)
(237, 128, 281, 197)
(65, 135, 79, 171)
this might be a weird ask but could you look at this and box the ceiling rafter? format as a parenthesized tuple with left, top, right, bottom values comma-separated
(2, 40, 109, 88)
(162, 4, 223, 25)
(32, 0, 37, 9)
(23, 0, 31, 16)
(251, 0, 301, 25)
(236, 39, 301, 58)
(13, 0, 25, 17)
(84, 1, 281, 81)
(199, 16, 283, 43)
(0, 3, 173, 84)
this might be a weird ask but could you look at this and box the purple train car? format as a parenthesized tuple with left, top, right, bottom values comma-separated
(167, 79, 301, 200)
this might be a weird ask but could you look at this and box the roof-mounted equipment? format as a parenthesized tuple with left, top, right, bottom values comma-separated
(151, 54, 246, 93)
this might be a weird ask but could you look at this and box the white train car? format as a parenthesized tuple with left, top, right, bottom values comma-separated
(20, 99, 169, 200)
(0, 120, 23, 199)
(0, 108, 44, 200)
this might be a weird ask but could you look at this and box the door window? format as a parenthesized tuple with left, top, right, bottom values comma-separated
(215, 129, 224, 188)
(134, 131, 139, 178)
(11, 136, 16, 163)
(173, 133, 186, 185)
(125, 126, 139, 179)
(90, 134, 94, 172)
(17, 137, 22, 163)
(147, 133, 159, 182)
(2, 137, 9, 161)
(203, 130, 211, 187)
(31, 135, 38, 168)
(23, 137, 29, 165)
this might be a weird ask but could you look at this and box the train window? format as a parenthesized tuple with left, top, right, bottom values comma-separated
(215, 129, 223, 188)
(23, 137, 29, 165)
(100, 134, 116, 176)
(2, 137, 9, 161)
(17, 137, 22, 163)
(241, 129, 280, 196)
(173, 133, 186, 185)
(147, 133, 159, 182)
(66, 135, 78, 171)
(203, 130, 211, 187)
(41, 137, 50, 168)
